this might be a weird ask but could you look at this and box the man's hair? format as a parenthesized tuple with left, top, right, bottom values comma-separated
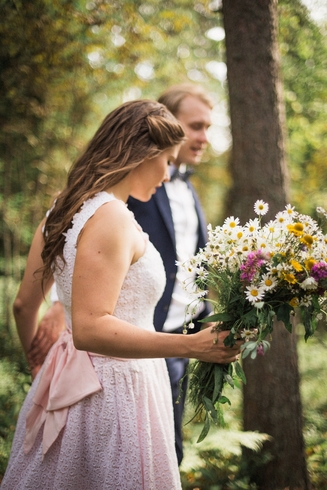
(157, 83, 214, 117)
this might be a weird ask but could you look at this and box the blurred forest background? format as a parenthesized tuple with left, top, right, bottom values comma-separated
(1, 0, 327, 488)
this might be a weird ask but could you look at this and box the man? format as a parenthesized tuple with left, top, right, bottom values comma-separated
(127, 84, 213, 464)
(28, 84, 222, 465)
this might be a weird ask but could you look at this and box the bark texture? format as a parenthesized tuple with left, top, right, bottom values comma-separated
(223, 0, 289, 222)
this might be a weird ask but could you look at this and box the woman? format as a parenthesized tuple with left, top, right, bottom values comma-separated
(2, 100, 241, 489)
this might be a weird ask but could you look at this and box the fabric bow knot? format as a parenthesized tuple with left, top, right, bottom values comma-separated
(24, 329, 102, 458)
(170, 167, 194, 182)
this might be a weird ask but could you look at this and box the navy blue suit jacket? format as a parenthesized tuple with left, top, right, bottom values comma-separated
(128, 183, 211, 332)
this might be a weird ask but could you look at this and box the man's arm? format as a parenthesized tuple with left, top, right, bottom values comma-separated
(27, 301, 66, 378)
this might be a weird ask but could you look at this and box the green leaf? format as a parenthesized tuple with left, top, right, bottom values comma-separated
(197, 415, 211, 443)
(300, 306, 316, 340)
(224, 374, 234, 388)
(212, 364, 224, 402)
(234, 361, 247, 384)
(276, 303, 293, 332)
(203, 396, 218, 422)
(241, 347, 252, 360)
(241, 341, 257, 352)
(250, 349, 258, 359)
(218, 395, 231, 405)
(199, 312, 233, 323)
(242, 309, 258, 323)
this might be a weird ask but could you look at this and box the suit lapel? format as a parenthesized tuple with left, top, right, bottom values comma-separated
(153, 186, 176, 249)
(154, 181, 207, 252)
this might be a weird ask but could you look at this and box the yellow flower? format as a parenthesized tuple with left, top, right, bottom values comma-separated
(301, 234, 314, 247)
(283, 272, 297, 284)
(290, 259, 303, 272)
(294, 223, 304, 232)
(289, 297, 299, 307)
(304, 258, 316, 270)
(287, 223, 304, 237)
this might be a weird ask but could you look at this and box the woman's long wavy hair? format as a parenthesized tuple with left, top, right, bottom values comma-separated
(41, 100, 185, 283)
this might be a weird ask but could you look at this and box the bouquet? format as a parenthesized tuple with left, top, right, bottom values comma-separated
(180, 201, 327, 442)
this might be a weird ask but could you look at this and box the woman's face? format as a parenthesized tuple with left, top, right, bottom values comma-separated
(129, 145, 180, 202)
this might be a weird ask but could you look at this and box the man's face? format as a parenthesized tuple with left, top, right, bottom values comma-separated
(174, 95, 212, 167)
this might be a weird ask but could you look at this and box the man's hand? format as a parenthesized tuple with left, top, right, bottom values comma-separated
(27, 302, 65, 378)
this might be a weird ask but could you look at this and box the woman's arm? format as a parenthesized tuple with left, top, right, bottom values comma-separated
(13, 220, 53, 357)
(72, 202, 241, 363)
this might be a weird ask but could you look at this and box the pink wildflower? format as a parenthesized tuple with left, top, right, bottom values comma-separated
(240, 250, 268, 283)
(257, 343, 265, 356)
(310, 262, 327, 281)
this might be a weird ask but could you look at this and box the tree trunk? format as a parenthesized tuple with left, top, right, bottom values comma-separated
(222, 0, 311, 488)
(222, 0, 289, 223)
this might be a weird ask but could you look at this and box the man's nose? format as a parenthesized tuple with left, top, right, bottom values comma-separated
(199, 128, 209, 144)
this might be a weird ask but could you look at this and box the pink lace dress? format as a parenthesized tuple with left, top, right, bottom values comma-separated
(2, 192, 181, 490)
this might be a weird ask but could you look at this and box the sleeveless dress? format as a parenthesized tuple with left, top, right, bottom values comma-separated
(1, 192, 182, 490)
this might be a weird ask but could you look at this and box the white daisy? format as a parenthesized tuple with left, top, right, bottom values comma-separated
(245, 285, 265, 304)
(260, 273, 278, 291)
(299, 295, 312, 307)
(254, 200, 269, 216)
(275, 211, 292, 228)
(223, 216, 240, 230)
(245, 218, 260, 234)
(285, 204, 296, 216)
(196, 267, 208, 280)
(316, 207, 327, 220)
(241, 328, 258, 341)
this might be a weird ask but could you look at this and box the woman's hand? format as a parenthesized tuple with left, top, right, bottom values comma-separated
(190, 326, 243, 364)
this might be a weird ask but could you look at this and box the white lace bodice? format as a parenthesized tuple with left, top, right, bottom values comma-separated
(54, 192, 166, 330)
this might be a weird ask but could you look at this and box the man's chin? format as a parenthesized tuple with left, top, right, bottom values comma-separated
(186, 159, 201, 166)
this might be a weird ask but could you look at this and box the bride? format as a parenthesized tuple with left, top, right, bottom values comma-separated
(2, 99, 241, 490)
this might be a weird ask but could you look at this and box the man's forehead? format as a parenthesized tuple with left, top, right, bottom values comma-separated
(177, 96, 212, 122)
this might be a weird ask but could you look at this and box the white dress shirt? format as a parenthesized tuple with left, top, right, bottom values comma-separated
(163, 175, 204, 332)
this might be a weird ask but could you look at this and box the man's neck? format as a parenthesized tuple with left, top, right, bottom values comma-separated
(176, 163, 187, 173)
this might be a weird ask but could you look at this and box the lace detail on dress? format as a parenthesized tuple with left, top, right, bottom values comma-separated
(54, 191, 165, 330)
(54, 192, 116, 323)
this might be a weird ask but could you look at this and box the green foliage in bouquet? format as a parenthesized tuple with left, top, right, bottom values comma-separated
(187, 360, 246, 442)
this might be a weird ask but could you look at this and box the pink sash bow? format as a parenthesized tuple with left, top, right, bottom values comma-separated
(24, 329, 102, 457)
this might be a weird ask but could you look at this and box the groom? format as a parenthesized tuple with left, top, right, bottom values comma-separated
(28, 83, 218, 465)
(127, 83, 213, 464)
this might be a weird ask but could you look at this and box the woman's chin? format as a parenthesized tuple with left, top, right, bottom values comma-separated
(129, 191, 152, 202)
